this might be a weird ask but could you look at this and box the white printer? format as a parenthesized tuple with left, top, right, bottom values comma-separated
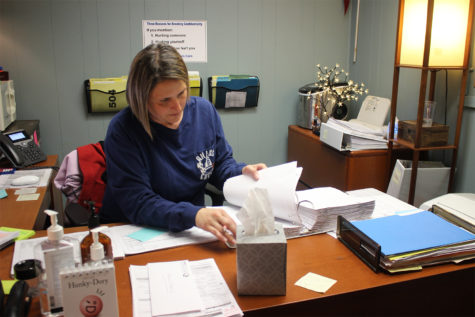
(420, 193, 475, 233)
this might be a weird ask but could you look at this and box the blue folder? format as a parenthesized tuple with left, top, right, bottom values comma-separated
(351, 211, 475, 256)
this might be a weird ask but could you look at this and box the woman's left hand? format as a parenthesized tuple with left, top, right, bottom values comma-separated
(242, 163, 267, 180)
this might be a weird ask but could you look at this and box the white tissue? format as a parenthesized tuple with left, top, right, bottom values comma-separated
(237, 187, 275, 236)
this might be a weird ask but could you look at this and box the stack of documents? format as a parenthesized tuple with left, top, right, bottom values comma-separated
(296, 187, 375, 236)
(320, 95, 391, 151)
(347, 211, 475, 273)
(321, 118, 388, 151)
(129, 258, 242, 317)
(0, 229, 19, 250)
(223, 163, 375, 238)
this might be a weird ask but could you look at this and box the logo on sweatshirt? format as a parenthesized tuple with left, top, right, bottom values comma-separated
(196, 149, 214, 180)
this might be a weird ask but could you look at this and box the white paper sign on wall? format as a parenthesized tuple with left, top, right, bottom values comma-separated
(142, 20, 207, 63)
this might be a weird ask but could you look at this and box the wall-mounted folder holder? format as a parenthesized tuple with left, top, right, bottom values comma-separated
(189, 71, 202, 97)
(208, 75, 259, 109)
(85, 76, 127, 113)
(337, 215, 381, 272)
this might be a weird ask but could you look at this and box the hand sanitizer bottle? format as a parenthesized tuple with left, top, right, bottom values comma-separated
(80, 202, 113, 264)
(34, 209, 79, 316)
(88, 226, 109, 265)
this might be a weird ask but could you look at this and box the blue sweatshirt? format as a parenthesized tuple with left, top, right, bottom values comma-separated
(100, 97, 245, 231)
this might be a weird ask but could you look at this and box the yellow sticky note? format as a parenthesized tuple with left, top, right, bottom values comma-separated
(295, 272, 337, 294)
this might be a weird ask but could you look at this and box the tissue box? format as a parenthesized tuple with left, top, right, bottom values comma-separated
(236, 223, 287, 295)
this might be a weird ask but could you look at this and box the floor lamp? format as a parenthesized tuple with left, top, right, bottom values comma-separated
(389, 0, 474, 204)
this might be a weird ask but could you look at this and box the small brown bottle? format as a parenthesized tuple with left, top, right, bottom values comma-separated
(80, 202, 113, 263)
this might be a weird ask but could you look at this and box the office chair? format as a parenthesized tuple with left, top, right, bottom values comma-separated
(55, 142, 106, 227)
(205, 183, 225, 206)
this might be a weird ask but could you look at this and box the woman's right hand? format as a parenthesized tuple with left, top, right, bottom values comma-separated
(195, 207, 236, 245)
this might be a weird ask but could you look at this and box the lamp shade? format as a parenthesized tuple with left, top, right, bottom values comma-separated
(399, 0, 471, 67)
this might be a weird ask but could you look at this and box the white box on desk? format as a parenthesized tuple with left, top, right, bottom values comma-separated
(387, 159, 450, 208)
(236, 222, 287, 295)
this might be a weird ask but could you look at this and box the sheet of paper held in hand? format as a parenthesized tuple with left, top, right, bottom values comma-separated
(223, 161, 302, 225)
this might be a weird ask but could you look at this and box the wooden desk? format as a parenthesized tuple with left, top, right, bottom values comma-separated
(288, 125, 404, 191)
(0, 155, 63, 229)
(2, 226, 473, 316)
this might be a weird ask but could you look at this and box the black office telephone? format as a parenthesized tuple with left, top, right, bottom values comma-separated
(0, 130, 47, 168)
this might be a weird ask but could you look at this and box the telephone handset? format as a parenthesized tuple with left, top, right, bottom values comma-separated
(0, 130, 47, 168)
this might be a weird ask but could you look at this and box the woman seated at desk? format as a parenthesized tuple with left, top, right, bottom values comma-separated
(100, 43, 266, 245)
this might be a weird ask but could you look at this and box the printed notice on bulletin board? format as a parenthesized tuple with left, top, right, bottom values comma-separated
(142, 20, 207, 63)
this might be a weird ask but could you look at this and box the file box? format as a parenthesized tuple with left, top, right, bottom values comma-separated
(208, 75, 260, 109)
(85, 76, 128, 113)
(236, 223, 287, 295)
(387, 159, 450, 208)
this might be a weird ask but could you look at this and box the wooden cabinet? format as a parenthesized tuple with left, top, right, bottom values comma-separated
(287, 125, 394, 192)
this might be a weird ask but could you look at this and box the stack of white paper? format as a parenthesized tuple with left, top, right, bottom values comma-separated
(294, 187, 375, 236)
(223, 163, 375, 238)
(322, 118, 388, 151)
(129, 258, 242, 317)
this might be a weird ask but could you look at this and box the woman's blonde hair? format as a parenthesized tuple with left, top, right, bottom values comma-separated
(126, 43, 189, 138)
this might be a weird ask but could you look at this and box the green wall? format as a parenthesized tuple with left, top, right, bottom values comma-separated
(0, 0, 351, 167)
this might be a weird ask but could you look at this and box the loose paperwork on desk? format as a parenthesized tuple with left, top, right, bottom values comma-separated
(10, 225, 218, 276)
(348, 211, 475, 272)
(10, 162, 379, 275)
(223, 161, 376, 238)
(129, 258, 242, 317)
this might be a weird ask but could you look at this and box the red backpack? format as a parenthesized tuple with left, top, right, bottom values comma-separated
(76, 141, 106, 212)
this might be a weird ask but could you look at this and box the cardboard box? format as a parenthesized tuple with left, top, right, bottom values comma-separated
(387, 159, 450, 208)
(398, 120, 449, 147)
(236, 223, 287, 295)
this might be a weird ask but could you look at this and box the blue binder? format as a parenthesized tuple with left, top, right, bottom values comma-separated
(351, 211, 475, 256)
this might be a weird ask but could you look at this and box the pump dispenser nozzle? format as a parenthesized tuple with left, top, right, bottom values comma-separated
(44, 209, 64, 241)
(90, 226, 108, 262)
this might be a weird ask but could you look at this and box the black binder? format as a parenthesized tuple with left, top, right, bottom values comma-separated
(337, 215, 381, 272)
